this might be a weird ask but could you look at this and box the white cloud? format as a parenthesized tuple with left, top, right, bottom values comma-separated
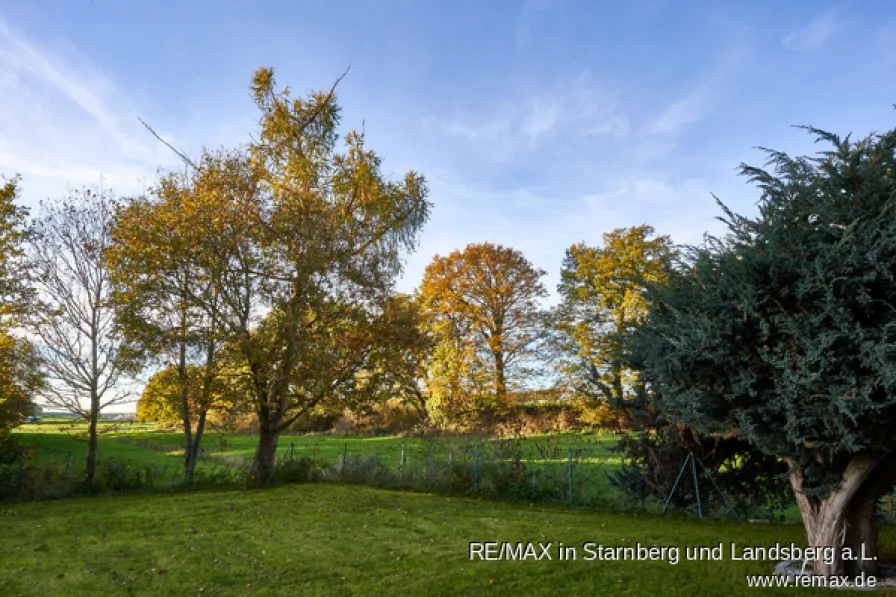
(396, 172, 735, 303)
(421, 72, 628, 159)
(782, 9, 841, 51)
(515, 0, 552, 49)
(0, 20, 181, 206)
(643, 84, 715, 136)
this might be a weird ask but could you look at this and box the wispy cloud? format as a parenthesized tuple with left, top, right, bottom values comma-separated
(0, 20, 178, 203)
(515, 0, 552, 49)
(398, 171, 732, 302)
(643, 84, 715, 136)
(782, 9, 842, 51)
(421, 72, 628, 159)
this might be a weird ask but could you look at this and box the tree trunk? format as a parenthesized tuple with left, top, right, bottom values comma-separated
(187, 407, 208, 482)
(85, 407, 99, 483)
(844, 453, 896, 575)
(251, 421, 280, 487)
(178, 335, 193, 482)
(494, 350, 506, 408)
(845, 492, 879, 575)
(790, 453, 887, 576)
(611, 366, 624, 430)
(180, 389, 193, 480)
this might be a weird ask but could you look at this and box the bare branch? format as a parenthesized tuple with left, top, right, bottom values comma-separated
(137, 117, 198, 170)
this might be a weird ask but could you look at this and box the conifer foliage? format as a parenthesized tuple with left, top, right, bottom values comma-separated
(630, 124, 896, 575)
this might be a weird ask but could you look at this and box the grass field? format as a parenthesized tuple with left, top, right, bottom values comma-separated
(10, 422, 798, 521)
(0, 482, 865, 596)
(11, 422, 623, 493)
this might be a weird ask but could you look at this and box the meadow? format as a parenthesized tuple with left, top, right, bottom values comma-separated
(0, 482, 858, 596)
(10, 421, 625, 503)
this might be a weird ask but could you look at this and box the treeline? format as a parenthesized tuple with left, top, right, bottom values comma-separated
(2, 66, 667, 489)
(134, 228, 673, 437)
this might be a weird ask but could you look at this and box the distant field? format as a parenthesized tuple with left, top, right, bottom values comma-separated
(0, 482, 833, 596)
(12, 421, 621, 470)
(11, 421, 624, 504)
(11, 421, 221, 479)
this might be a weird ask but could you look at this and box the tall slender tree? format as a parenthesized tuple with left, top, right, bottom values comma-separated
(107, 151, 239, 482)
(0, 175, 42, 432)
(120, 67, 430, 485)
(29, 187, 132, 481)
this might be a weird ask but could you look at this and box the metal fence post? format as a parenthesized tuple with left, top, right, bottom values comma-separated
(662, 452, 693, 515)
(567, 448, 573, 506)
(691, 451, 703, 519)
(473, 444, 479, 492)
(400, 443, 406, 473)
(341, 443, 348, 476)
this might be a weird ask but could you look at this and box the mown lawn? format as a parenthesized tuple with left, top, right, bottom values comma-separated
(0, 482, 870, 596)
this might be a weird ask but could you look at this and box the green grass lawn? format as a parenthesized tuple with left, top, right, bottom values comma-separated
(0, 482, 870, 596)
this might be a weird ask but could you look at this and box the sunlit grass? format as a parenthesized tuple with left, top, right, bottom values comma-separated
(0, 483, 860, 596)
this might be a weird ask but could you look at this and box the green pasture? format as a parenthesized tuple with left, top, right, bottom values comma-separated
(12, 421, 621, 473)
(12, 422, 625, 502)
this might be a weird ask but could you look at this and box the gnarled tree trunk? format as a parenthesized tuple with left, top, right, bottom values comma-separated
(790, 452, 891, 576)
(844, 453, 896, 575)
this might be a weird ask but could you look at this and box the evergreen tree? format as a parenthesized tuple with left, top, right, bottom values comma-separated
(631, 124, 896, 576)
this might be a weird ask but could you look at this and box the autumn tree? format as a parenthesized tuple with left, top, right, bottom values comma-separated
(0, 176, 41, 433)
(419, 243, 548, 418)
(359, 293, 434, 421)
(554, 226, 674, 426)
(27, 187, 132, 481)
(630, 125, 896, 576)
(136, 362, 249, 428)
(126, 67, 429, 485)
(107, 150, 242, 481)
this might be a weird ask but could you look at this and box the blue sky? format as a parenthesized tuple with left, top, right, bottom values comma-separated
(2, 0, 896, 301)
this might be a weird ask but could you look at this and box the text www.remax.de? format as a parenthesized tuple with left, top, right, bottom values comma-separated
(745, 573, 877, 589)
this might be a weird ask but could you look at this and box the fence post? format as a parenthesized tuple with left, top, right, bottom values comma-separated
(400, 443, 406, 473)
(691, 451, 703, 519)
(473, 444, 479, 492)
(341, 443, 348, 476)
(567, 448, 573, 506)
(290, 442, 295, 462)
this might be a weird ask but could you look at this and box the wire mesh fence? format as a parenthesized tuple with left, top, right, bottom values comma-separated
(276, 434, 618, 508)
(3, 432, 784, 519)
(0, 444, 244, 502)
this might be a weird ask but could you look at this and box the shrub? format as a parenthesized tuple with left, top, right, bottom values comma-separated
(609, 424, 792, 519)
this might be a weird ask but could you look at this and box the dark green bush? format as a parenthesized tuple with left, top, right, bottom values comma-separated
(609, 424, 792, 519)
